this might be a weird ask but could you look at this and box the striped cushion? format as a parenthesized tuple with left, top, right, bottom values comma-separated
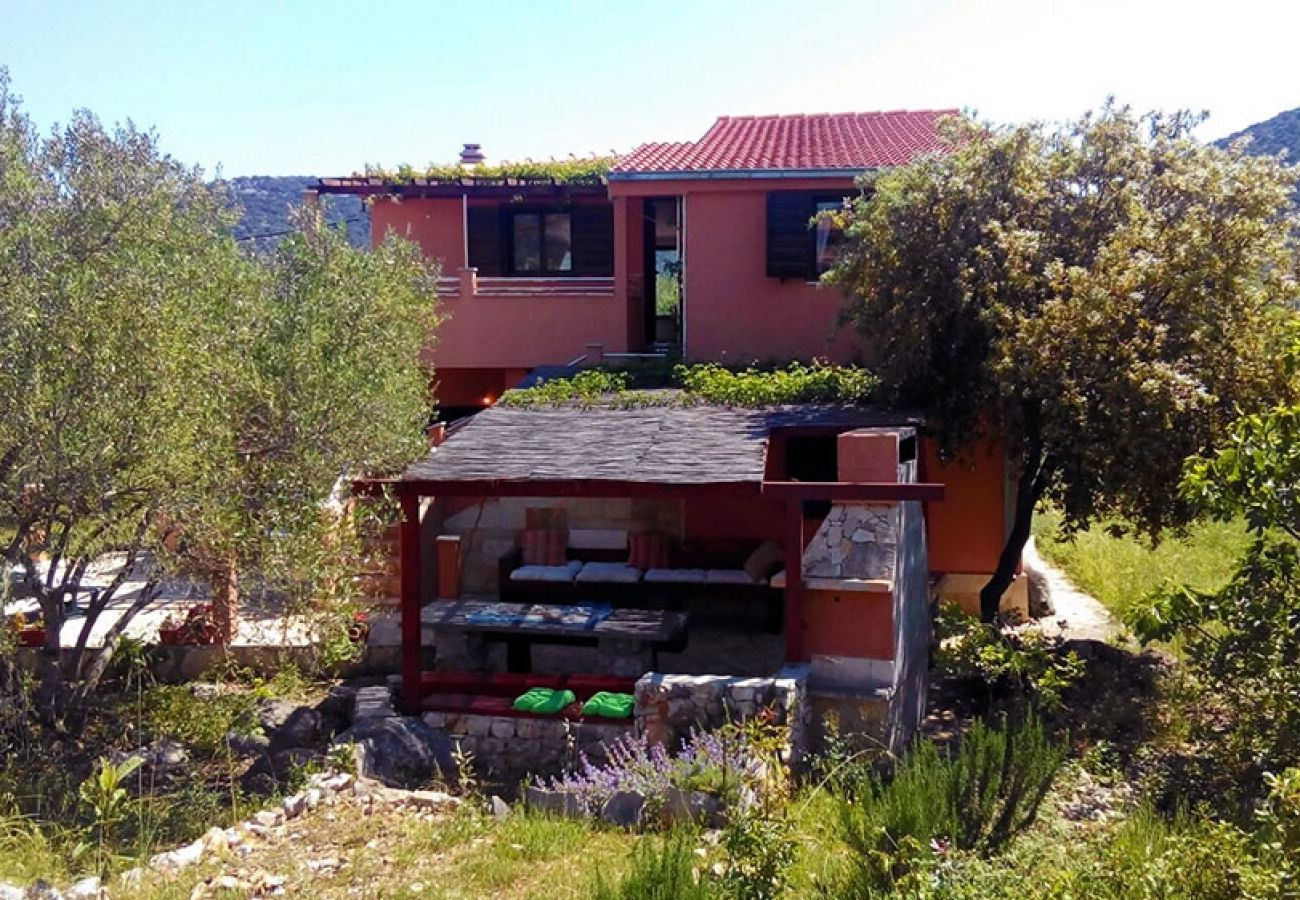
(521, 528, 566, 566)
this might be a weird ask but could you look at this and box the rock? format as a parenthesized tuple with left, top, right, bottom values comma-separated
(201, 826, 228, 853)
(352, 685, 396, 722)
(24, 880, 61, 899)
(1026, 565, 1054, 618)
(240, 747, 322, 794)
(335, 716, 454, 788)
(113, 737, 190, 789)
(225, 729, 271, 758)
(304, 788, 324, 809)
(259, 699, 326, 751)
(151, 837, 204, 871)
(64, 877, 102, 900)
(664, 787, 723, 827)
(315, 684, 358, 731)
(189, 682, 222, 700)
(321, 772, 353, 793)
(491, 795, 511, 820)
(253, 808, 285, 828)
(282, 793, 307, 819)
(525, 785, 584, 818)
(600, 791, 645, 828)
(407, 789, 457, 811)
(0, 885, 19, 900)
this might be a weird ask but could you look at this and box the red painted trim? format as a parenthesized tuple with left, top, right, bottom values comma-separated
(399, 492, 423, 714)
(761, 481, 945, 502)
(398, 479, 759, 499)
(784, 502, 806, 662)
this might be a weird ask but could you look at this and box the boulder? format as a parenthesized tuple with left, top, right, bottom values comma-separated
(258, 699, 326, 751)
(112, 738, 189, 789)
(315, 684, 358, 732)
(663, 786, 723, 827)
(1026, 566, 1054, 618)
(524, 785, 584, 818)
(240, 747, 322, 794)
(225, 730, 270, 758)
(335, 716, 454, 788)
(0, 885, 23, 900)
(65, 876, 103, 900)
(600, 791, 646, 828)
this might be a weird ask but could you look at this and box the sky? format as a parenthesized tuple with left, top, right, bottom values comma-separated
(0, 0, 1296, 177)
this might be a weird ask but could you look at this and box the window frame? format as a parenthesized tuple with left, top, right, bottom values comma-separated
(505, 207, 574, 276)
(809, 193, 849, 279)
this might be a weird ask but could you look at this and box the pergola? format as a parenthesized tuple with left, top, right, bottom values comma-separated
(365, 401, 944, 712)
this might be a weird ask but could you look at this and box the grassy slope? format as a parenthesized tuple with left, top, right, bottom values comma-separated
(1031, 508, 1250, 621)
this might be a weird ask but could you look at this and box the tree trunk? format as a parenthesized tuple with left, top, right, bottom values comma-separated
(211, 554, 238, 644)
(979, 403, 1048, 623)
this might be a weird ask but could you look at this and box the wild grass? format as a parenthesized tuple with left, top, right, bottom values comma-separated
(1031, 507, 1250, 621)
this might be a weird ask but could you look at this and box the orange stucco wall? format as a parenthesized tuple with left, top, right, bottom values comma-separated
(922, 437, 1008, 575)
(370, 195, 629, 375)
(801, 589, 894, 659)
(610, 176, 859, 364)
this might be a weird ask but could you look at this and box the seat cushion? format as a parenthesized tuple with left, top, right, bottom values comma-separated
(644, 568, 708, 584)
(576, 562, 643, 584)
(706, 569, 759, 586)
(510, 565, 577, 583)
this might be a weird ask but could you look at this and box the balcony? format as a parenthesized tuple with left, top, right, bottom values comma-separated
(437, 269, 615, 299)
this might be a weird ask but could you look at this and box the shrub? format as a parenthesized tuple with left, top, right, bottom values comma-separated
(674, 361, 877, 407)
(837, 714, 1065, 894)
(934, 606, 1085, 709)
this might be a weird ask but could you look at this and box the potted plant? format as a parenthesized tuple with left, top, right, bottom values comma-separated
(158, 603, 219, 646)
(346, 610, 371, 645)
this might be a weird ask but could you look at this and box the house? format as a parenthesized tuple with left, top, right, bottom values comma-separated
(324, 111, 1026, 761)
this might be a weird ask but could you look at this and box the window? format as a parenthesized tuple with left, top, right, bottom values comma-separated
(510, 211, 572, 274)
(467, 202, 612, 277)
(766, 191, 851, 280)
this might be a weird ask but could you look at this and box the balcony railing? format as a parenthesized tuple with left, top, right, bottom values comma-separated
(437, 268, 615, 299)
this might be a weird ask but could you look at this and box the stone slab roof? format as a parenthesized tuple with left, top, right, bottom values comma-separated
(402, 401, 917, 486)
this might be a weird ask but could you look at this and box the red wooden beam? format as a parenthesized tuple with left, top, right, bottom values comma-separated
(398, 492, 423, 714)
(761, 481, 945, 502)
(783, 502, 806, 663)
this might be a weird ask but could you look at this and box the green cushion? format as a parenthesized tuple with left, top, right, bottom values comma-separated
(580, 691, 635, 719)
(512, 687, 577, 715)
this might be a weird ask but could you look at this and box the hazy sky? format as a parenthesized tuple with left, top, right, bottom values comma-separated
(1, 0, 1295, 176)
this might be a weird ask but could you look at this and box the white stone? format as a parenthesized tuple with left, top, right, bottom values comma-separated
(151, 837, 204, 871)
(253, 808, 284, 828)
(0, 885, 21, 900)
(305, 788, 324, 809)
(65, 877, 102, 900)
(407, 789, 458, 810)
(489, 718, 515, 739)
(201, 826, 228, 853)
(491, 795, 511, 819)
(321, 772, 353, 792)
(282, 793, 306, 819)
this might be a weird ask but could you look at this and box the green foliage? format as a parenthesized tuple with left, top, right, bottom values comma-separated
(76, 756, 142, 873)
(828, 102, 1299, 618)
(591, 830, 714, 900)
(499, 370, 631, 408)
(837, 715, 1066, 894)
(365, 155, 616, 185)
(674, 361, 877, 407)
(1032, 506, 1250, 622)
(717, 807, 798, 900)
(500, 361, 877, 409)
(934, 606, 1084, 709)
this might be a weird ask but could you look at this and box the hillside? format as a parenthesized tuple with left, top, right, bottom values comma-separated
(1215, 106, 1300, 160)
(224, 175, 368, 251)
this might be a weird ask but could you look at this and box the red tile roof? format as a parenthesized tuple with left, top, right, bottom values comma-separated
(612, 110, 959, 176)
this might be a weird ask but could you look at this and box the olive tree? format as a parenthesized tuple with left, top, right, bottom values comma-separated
(827, 104, 1299, 621)
(0, 70, 436, 720)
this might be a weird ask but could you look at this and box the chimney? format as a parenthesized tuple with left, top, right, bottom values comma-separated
(459, 143, 486, 167)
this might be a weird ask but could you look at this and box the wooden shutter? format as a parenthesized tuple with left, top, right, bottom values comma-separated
(766, 191, 813, 280)
(570, 204, 614, 276)
(466, 206, 502, 275)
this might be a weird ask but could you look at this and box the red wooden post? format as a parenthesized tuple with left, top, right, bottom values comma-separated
(399, 490, 423, 713)
(783, 500, 806, 662)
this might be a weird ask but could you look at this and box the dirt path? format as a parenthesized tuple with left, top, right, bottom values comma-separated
(1023, 538, 1124, 644)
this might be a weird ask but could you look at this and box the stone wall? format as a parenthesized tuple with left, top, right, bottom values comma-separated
(634, 666, 812, 769)
(802, 503, 897, 581)
(888, 499, 931, 752)
(420, 709, 632, 780)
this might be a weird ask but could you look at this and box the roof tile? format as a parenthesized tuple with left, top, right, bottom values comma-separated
(613, 109, 958, 175)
